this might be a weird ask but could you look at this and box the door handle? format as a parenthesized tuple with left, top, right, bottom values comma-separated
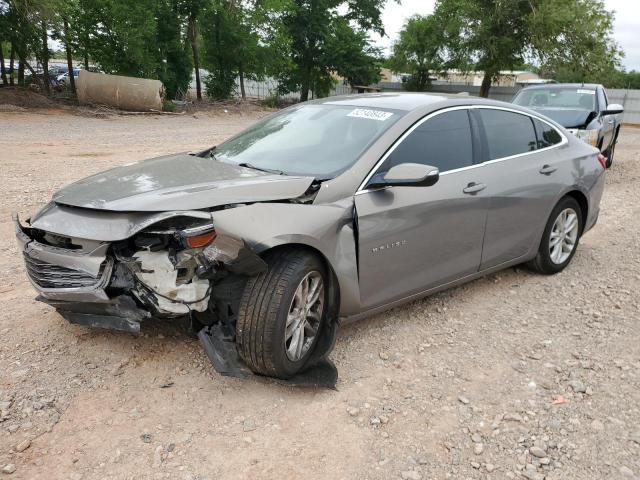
(607, 119, 615, 124)
(463, 182, 486, 194)
(539, 165, 557, 175)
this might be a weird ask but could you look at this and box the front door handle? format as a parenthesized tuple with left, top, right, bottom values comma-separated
(463, 182, 486, 194)
(539, 165, 557, 175)
(608, 119, 615, 124)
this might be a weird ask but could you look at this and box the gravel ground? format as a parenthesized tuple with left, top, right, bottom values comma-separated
(0, 108, 639, 480)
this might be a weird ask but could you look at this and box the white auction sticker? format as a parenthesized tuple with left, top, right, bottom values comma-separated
(347, 108, 393, 121)
(577, 89, 596, 95)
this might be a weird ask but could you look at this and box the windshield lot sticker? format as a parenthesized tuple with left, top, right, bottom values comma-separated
(577, 89, 596, 95)
(347, 108, 393, 121)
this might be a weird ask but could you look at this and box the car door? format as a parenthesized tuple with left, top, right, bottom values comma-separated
(470, 108, 566, 270)
(355, 108, 488, 310)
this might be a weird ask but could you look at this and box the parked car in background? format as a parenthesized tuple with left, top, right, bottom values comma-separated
(15, 94, 606, 380)
(512, 84, 623, 167)
(57, 68, 81, 86)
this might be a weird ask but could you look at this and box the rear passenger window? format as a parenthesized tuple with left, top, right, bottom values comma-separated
(477, 109, 537, 160)
(532, 118, 562, 149)
(382, 110, 473, 173)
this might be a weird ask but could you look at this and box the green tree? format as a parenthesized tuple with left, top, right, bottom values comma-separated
(200, 0, 271, 100)
(275, 0, 386, 101)
(326, 17, 382, 88)
(155, 0, 193, 99)
(181, 0, 207, 100)
(532, 0, 622, 85)
(388, 14, 445, 91)
(434, 0, 622, 97)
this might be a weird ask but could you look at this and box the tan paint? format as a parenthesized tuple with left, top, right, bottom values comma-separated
(76, 70, 164, 111)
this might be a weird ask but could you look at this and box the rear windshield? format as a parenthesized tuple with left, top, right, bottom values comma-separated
(214, 104, 402, 180)
(513, 88, 597, 111)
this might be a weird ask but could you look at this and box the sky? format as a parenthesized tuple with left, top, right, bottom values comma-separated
(373, 0, 640, 71)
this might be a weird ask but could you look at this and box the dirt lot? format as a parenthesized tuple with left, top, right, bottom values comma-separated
(0, 107, 639, 480)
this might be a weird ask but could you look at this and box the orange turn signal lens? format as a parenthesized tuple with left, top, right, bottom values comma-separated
(185, 230, 217, 248)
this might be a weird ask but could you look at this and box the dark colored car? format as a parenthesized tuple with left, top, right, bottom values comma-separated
(512, 84, 623, 167)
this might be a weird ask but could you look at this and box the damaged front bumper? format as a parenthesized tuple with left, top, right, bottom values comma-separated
(13, 213, 266, 335)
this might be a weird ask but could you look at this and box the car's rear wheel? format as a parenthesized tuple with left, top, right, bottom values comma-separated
(236, 249, 327, 379)
(527, 197, 583, 274)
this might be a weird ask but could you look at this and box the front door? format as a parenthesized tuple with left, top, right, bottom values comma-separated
(355, 109, 488, 310)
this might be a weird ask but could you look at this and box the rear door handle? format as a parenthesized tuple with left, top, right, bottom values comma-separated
(539, 165, 557, 175)
(463, 182, 486, 194)
(607, 119, 615, 124)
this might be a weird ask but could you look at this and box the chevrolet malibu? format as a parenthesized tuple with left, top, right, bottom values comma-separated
(15, 93, 606, 381)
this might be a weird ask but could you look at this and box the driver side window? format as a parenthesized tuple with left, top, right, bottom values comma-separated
(380, 109, 473, 174)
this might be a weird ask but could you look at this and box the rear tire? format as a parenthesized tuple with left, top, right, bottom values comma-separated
(236, 249, 327, 379)
(527, 197, 583, 275)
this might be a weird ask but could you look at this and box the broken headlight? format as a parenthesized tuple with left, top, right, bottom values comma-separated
(567, 128, 598, 147)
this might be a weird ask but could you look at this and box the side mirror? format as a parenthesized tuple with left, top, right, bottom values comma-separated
(602, 103, 624, 115)
(367, 163, 440, 189)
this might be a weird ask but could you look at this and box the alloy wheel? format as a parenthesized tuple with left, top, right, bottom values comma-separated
(284, 271, 324, 362)
(549, 208, 579, 265)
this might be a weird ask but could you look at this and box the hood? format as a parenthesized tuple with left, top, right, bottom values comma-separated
(528, 107, 596, 129)
(52, 153, 315, 212)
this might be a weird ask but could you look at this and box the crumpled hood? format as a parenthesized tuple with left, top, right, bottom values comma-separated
(528, 107, 595, 128)
(52, 153, 315, 212)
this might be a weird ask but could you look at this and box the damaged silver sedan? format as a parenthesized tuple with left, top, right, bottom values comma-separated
(15, 93, 606, 383)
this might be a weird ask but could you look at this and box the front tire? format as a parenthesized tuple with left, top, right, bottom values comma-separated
(605, 130, 619, 168)
(527, 197, 583, 274)
(236, 249, 327, 379)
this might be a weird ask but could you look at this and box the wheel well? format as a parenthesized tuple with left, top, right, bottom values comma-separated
(565, 190, 588, 232)
(260, 243, 341, 319)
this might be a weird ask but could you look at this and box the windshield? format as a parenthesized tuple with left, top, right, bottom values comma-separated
(214, 104, 402, 180)
(513, 87, 597, 111)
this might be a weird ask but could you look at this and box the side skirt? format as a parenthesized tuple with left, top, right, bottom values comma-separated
(339, 253, 533, 325)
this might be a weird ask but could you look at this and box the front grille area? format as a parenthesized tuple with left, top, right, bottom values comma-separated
(23, 252, 104, 289)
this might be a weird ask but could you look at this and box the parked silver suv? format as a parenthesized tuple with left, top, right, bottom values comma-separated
(512, 83, 623, 167)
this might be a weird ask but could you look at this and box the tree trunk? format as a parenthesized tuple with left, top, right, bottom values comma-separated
(239, 63, 245, 99)
(9, 43, 15, 86)
(479, 71, 492, 98)
(188, 13, 202, 100)
(84, 51, 89, 70)
(63, 19, 76, 95)
(18, 60, 25, 86)
(0, 43, 7, 86)
(300, 67, 311, 102)
(40, 21, 51, 94)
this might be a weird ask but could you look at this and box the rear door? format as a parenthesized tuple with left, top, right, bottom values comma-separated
(471, 108, 566, 269)
(355, 108, 488, 310)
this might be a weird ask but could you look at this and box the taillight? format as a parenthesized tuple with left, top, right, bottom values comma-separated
(597, 153, 607, 170)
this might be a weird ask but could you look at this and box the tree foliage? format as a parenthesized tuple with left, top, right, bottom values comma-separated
(432, 0, 622, 97)
(388, 15, 445, 91)
(275, 0, 385, 101)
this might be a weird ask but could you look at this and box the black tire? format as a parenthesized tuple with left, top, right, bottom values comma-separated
(527, 196, 583, 275)
(236, 249, 327, 378)
(605, 130, 619, 168)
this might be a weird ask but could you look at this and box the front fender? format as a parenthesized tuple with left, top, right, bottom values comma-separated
(210, 200, 360, 316)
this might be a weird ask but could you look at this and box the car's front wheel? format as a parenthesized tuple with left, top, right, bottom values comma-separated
(527, 196, 583, 274)
(236, 249, 327, 379)
(605, 130, 619, 168)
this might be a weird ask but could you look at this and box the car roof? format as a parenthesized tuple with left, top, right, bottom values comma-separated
(315, 92, 511, 112)
(519, 83, 601, 91)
